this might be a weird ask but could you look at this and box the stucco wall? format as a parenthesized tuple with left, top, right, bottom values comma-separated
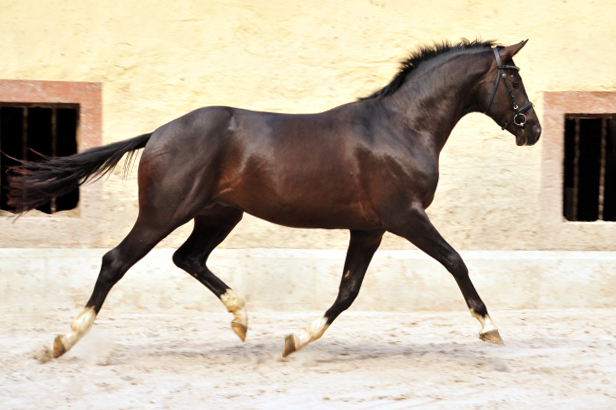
(1, 0, 615, 251)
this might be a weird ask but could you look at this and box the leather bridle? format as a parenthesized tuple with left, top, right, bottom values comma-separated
(483, 47, 534, 130)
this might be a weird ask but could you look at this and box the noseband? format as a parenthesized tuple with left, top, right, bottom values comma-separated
(483, 47, 534, 130)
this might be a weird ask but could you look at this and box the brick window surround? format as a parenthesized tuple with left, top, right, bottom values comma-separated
(542, 92, 616, 226)
(0, 79, 102, 218)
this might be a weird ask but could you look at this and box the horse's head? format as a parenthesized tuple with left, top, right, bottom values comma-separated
(482, 40, 541, 146)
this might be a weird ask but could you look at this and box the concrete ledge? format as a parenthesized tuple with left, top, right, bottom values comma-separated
(2, 249, 616, 314)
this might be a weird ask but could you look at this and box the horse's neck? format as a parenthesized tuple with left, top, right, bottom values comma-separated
(387, 53, 489, 152)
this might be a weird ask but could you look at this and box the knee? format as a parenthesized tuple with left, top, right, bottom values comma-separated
(98, 249, 126, 285)
(102, 249, 121, 270)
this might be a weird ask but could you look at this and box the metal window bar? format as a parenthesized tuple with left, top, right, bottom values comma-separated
(22, 107, 29, 210)
(572, 118, 580, 221)
(21, 107, 28, 161)
(51, 107, 57, 213)
(598, 118, 607, 221)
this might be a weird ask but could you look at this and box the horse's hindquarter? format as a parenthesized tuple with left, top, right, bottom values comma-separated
(213, 108, 386, 230)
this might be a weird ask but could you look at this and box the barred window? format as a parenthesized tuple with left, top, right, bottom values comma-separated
(563, 115, 616, 221)
(0, 103, 79, 214)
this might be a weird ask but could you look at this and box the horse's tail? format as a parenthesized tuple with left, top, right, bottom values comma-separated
(6, 133, 152, 215)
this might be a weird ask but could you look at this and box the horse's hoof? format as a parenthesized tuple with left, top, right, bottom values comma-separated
(480, 329, 504, 343)
(52, 335, 67, 358)
(282, 334, 296, 357)
(231, 322, 247, 342)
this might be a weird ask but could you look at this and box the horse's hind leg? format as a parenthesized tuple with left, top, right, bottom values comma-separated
(172, 207, 248, 341)
(283, 230, 384, 357)
(385, 205, 502, 343)
(52, 217, 177, 358)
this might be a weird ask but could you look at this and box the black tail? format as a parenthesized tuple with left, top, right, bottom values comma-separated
(7, 133, 152, 214)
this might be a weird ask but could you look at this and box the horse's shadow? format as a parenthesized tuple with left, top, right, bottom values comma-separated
(87, 335, 527, 372)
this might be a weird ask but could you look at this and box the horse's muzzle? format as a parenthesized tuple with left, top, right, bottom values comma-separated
(516, 123, 541, 146)
(527, 123, 542, 146)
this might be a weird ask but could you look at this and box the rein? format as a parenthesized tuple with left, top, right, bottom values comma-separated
(483, 47, 534, 130)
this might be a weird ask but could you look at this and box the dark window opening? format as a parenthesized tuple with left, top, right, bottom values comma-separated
(563, 115, 616, 221)
(0, 104, 79, 214)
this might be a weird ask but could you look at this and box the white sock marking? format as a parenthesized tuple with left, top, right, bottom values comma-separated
(291, 316, 330, 352)
(220, 290, 247, 328)
(58, 307, 97, 352)
(471, 309, 498, 333)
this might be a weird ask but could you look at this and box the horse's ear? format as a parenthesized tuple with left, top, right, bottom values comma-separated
(499, 39, 528, 61)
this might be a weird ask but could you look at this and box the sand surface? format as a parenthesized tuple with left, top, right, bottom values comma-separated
(2, 309, 616, 409)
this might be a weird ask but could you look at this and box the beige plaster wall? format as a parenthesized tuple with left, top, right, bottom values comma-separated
(1, 0, 615, 250)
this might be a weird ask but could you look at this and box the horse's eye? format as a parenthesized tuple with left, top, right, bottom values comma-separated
(512, 81, 521, 89)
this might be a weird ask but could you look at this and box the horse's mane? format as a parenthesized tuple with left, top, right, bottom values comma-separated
(360, 38, 498, 100)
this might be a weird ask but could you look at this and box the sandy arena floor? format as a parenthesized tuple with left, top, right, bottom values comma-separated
(2, 309, 616, 409)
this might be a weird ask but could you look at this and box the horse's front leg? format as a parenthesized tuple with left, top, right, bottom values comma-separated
(283, 229, 384, 356)
(385, 204, 503, 343)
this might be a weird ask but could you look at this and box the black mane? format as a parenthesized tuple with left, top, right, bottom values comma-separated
(361, 39, 498, 100)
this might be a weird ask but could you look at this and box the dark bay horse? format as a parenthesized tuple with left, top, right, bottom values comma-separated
(8, 39, 541, 359)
